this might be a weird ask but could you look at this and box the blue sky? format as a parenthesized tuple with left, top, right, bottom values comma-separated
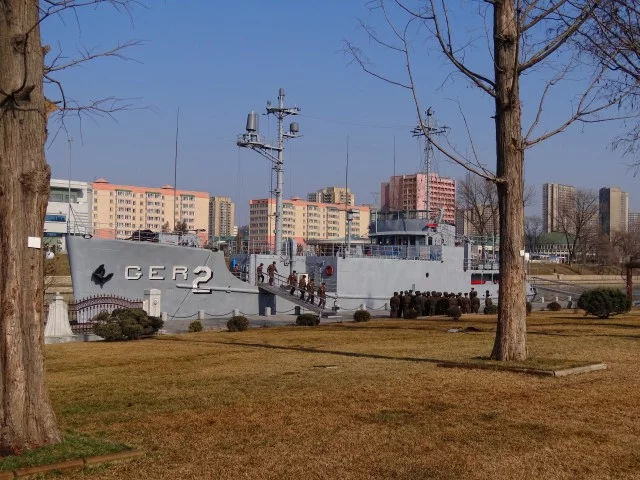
(42, 0, 639, 225)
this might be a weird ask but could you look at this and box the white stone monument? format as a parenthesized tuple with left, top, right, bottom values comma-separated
(44, 293, 75, 344)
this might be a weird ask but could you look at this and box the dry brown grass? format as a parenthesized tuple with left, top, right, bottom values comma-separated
(47, 310, 640, 480)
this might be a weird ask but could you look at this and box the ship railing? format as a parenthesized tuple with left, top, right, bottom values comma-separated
(464, 259, 500, 271)
(68, 222, 207, 246)
(304, 244, 444, 261)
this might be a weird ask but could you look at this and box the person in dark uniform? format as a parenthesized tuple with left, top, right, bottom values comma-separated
(471, 290, 481, 314)
(257, 263, 265, 283)
(414, 291, 425, 317)
(288, 270, 297, 295)
(267, 261, 277, 286)
(412, 290, 420, 311)
(428, 291, 437, 316)
(448, 293, 458, 309)
(485, 290, 493, 307)
(318, 282, 327, 310)
(421, 291, 429, 316)
(398, 291, 405, 318)
(390, 292, 400, 318)
(402, 291, 412, 317)
(298, 275, 307, 301)
(462, 293, 471, 314)
(307, 278, 316, 305)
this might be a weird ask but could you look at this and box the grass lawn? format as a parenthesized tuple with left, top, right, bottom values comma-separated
(46, 310, 640, 480)
(0, 432, 129, 471)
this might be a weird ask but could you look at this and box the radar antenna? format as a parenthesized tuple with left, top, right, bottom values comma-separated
(237, 88, 301, 255)
(411, 108, 449, 221)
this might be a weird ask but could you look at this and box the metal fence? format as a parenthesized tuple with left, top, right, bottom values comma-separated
(45, 294, 143, 335)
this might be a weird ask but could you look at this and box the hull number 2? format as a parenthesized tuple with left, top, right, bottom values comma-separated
(126, 265, 213, 292)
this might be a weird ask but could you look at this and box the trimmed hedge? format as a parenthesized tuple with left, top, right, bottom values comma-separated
(93, 308, 164, 341)
(447, 306, 462, 320)
(188, 320, 203, 332)
(227, 315, 249, 332)
(547, 301, 562, 311)
(483, 304, 498, 315)
(296, 314, 320, 326)
(577, 288, 631, 319)
(353, 310, 371, 322)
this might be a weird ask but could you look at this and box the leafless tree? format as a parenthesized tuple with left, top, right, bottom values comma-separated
(0, 0, 140, 454)
(345, 0, 631, 360)
(578, 1, 640, 165)
(556, 189, 599, 265)
(612, 230, 640, 262)
(457, 174, 535, 237)
(524, 216, 544, 253)
(594, 233, 618, 272)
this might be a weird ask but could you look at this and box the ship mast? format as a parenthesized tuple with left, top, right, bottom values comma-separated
(237, 88, 301, 255)
(411, 108, 448, 221)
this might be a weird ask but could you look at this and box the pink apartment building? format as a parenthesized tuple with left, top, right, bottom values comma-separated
(380, 173, 456, 224)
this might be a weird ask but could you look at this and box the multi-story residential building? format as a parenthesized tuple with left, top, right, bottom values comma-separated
(542, 183, 576, 233)
(380, 173, 456, 224)
(208, 196, 235, 239)
(91, 179, 209, 239)
(307, 186, 355, 206)
(45, 179, 93, 252)
(599, 187, 628, 240)
(249, 197, 370, 246)
(629, 212, 640, 235)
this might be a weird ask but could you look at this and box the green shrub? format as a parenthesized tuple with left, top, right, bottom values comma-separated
(404, 308, 419, 319)
(547, 301, 562, 311)
(483, 304, 498, 315)
(93, 311, 110, 322)
(446, 306, 462, 320)
(353, 310, 371, 322)
(227, 315, 249, 331)
(526, 302, 532, 315)
(93, 321, 123, 341)
(92, 308, 163, 341)
(296, 313, 320, 326)
(435, 298, 450, 315)
(188, 320, 203, 332)
(577, 288, 631, 319)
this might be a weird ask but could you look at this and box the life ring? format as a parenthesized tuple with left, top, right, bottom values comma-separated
(325, 265, 334, 277)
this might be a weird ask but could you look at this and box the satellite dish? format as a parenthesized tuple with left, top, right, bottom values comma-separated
(45, 251, 55, 260)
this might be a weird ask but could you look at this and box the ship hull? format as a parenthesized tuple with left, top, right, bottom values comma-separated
(67, 236, 533, 320)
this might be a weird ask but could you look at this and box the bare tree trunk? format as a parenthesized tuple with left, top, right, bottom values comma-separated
(490, 0, 527, 361)
(0, 0, 61, 453)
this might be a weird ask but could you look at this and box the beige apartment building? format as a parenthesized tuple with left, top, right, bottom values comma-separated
(307, 186, 355, 206)
(542, 183, 576, 233)
(249, 197, 370, 246)
(91, 179, 209, 239)
(599, 187, 628, 240)
(209, 196, 235, 238)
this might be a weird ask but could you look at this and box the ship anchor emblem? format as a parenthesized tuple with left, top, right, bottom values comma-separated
(91, 264, 113, 288)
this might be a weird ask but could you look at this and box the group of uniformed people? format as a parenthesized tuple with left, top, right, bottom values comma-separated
(286, 271, 327, 310)
(389, 289, 492, 318)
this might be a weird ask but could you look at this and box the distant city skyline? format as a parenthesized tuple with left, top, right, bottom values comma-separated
(42, 2, 639, 226)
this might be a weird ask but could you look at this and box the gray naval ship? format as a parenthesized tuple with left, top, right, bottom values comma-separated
(66, 214, 535, 320)
(66, 89, 534, 319)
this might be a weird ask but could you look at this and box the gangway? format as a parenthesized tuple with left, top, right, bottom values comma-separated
(257, 272, 339, 318)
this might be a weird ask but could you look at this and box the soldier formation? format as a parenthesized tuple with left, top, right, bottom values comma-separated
(389, 289, 491, 318)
